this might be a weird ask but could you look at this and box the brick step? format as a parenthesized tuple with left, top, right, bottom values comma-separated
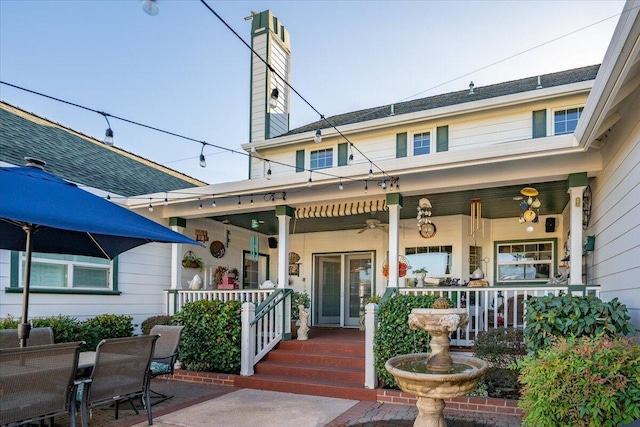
(255, 361, 365, 383)
(277, 339, 364, 356)
(264, 349, 365, 369)
(234, 373, 377, 401)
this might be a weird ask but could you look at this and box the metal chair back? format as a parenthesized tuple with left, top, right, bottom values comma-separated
(0, 327, 54, 349)
(150, 325, 184, 371)
(0, 341, 82, 427)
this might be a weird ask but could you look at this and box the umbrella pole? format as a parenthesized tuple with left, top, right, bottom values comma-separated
(19, 225, 34, 347)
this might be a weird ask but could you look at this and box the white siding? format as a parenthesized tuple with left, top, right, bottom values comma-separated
(251, 34, 267, 142)
(589, 92, 640, 331)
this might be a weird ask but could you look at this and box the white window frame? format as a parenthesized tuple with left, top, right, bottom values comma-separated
(411, 129, 433, 156)
(495, 240, 555, 284)
(309, 147, 334, 170)
(552, 105, 584, 135)
(19, 253, 112, 289)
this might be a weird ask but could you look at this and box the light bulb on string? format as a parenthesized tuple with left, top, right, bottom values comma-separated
(199, 143, 207, 168)
(100, 112, 114, 146)
(250, 195, 254, 206)
(148, 198, 153, 212)
(368, 163, 373, 179)
(198, 198, 202, 210)
(237, 196, 241, 208)
(266, 161, 272, 180)
(307, 171, 313, 188)
(269, 87, 279, 108)
(314, 129, 322, 143)
(339, 179, 343, 191)
(364, 181, 368, 193)
(163, 193, 168, 206)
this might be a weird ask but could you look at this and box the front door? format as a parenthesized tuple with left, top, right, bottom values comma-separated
(315, 253, 373, 327)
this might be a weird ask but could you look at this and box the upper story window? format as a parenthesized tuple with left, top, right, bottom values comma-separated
(310, 148, 333, 170)
(554, 107, 584, 135)
(18, 253, 112, 289)
(413, 132, 431, 155)
(496, 241, 554, 284)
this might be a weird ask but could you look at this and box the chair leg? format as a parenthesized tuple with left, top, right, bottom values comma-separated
(145, 387, 153, 425)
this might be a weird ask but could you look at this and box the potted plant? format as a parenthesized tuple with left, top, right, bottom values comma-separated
(413, 267, 428, 287)
(181, 251, 204, 270)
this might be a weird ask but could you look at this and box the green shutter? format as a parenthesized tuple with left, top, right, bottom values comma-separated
(396, 133, 407, 158)
(295, 150, 305, 173)
(436, 126, 449, 152)
(532, 109, 547, 138)
(337, 143, 348, 166)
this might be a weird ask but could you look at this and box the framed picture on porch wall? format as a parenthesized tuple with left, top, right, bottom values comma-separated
(289, 263, 300, 276)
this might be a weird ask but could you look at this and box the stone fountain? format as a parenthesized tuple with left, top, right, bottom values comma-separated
(385, 301, 489, 427)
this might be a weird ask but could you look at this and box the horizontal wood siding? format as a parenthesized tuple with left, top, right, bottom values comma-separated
(268, 41, 289, 138)
(251, 34, 267, 142)
(590, 96, 640, 330)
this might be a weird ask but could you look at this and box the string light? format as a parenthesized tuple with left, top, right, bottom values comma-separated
(364, 181, 368, 193)
(314, 129, 322, 143)
(237, 196, 241, 207)
(266, 161, 272, 180)
(163, 192, 168, 206)
(250, 195, 254, 206)
(269, 87, 279, 108)
(307, 171, 313, 188)
(99, 112, 114, 146)
(348, 144, 354, 164)
(198, 198, 202, 209)
(381, 179, 386, 190)
(107, 194, 111, 200)
(148, 198, 153, 212)
(211, 195, 216, 208)
(339, 179, 343, 191)
(368, 163, 374, 179)
(199, 143, 206, 168)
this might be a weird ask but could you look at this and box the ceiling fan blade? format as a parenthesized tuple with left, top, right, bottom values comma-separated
(357, 227, 368, 234)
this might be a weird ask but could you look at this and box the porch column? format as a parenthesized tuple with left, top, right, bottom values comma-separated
(386, 193, 403, 288)
(567, 174, 587, 294)
(169, 217, 187, 290)
(276, 205, 294, 288)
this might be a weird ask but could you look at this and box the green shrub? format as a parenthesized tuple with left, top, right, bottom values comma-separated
(524, 293, 635, 354)
(519, 334, 640, 427)
(141, 315, 173, 335)
(0, 316, 19, 329)
(81, 314, 134, 350)
(32, 315, 82, 344)
(374, 294, 439, 389)
(172, 299, 242, 374)
(472, 327, 526, 399)
(291, 291, 311, 321)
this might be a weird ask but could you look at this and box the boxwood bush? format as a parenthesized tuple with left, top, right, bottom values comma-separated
(141, 315, 173, 335)
(374, 293, 439, 389)
(80, 314, 134, 350)
(524, 293, 635, 354)
(172, 299, 242, 374)
(519, 334, 640, 426)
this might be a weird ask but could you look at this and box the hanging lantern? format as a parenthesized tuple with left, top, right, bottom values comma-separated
(470, 197, 482, 237)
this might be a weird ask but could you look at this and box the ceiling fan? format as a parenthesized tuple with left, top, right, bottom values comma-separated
(357, 218, 389, 234)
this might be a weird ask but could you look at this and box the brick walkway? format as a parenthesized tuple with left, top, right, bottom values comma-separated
(52, 379, 521, 427)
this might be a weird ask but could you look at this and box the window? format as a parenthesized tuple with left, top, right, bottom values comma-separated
(405, 245, 452, 277)
(413, 132, 431, 155)
(242, 251, 270, 289)
(554, 107, 584, 135)
(469, 246, 483, 276)
(310, 148, 333, 170)
(18, 253, 111, 289)
(496, 241, 554, 283)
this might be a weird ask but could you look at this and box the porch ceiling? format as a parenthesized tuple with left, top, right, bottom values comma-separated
(207, 180, 571, 235)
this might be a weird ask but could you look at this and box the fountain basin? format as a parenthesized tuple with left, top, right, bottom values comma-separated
(385, 352, 489, 399)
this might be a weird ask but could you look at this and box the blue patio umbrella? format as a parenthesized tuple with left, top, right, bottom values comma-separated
(0, 163, 203, 346)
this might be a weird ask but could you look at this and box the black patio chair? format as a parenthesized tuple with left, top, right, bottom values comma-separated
(77, 334, 159, 427)
(148, 325, 184, 404)
(0, 341, 83, 427)
(0, 326, 55, 349)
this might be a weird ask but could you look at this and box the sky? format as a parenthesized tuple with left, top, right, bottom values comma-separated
(0, 0, 626, 185)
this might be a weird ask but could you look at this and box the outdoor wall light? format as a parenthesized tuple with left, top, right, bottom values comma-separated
(141, 0, 159, 16)
(269, 87, 279, 108)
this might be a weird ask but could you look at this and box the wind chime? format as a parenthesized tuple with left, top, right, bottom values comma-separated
(249, 219, 260, 261)
(470, 197, 482, 238)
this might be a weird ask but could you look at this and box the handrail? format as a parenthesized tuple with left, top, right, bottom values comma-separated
(380, 286, 398, 303)
(252, 288, 293, 325)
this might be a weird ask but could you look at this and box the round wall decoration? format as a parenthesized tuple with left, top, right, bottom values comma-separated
(419, 222, 437, 239)
(210, 240, 225, 258)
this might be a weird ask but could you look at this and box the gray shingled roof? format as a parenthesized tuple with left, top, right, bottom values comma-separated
(0, 102, 205, 197)
(285, 64, 600, 136)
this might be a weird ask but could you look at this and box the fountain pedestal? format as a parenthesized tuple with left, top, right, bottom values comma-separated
(385, 308, 489, 427)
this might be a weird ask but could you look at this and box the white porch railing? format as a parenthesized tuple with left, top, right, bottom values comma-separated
(240, 288, 293, 376)
(164, 289, 274, 315)
(363, 285, 601, 387)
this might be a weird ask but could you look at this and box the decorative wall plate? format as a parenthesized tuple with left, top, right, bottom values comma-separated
(210, 240, 225, 258)
(419, 222, 437, 239)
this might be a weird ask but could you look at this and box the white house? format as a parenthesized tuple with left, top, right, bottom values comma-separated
(2, 3, 639, 334)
